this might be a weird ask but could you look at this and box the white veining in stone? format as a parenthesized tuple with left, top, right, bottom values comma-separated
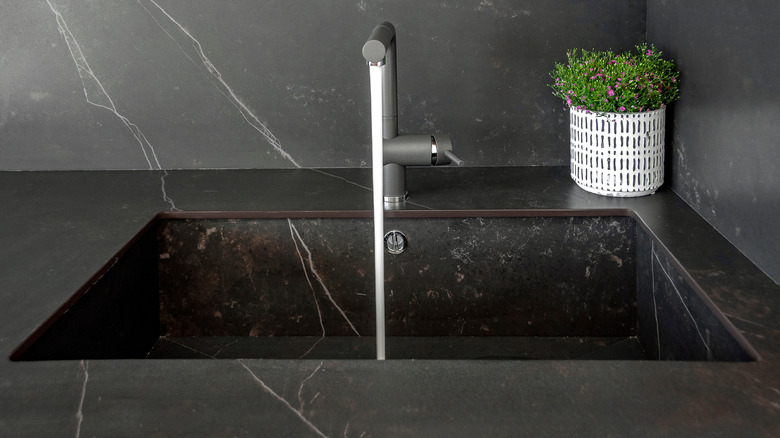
(289, 220, 328, 358)
(212, 339, 240, 358)
(154, 336, 214, 359)
(343, 419, 368, 438)
(308, 168, 371, 191)
(46, 0, 162, 171)
(160, 170, 181, 211)
(288, 220, 361, 338)
(238, 360, 329, 438)
(653, 247, 714, 360)
(144, 1, 431, 207)
(47, 0, 180, 211)
(150, 337, 243, 359)
(651, 241, 662, 360)
(298, 362, 324, 413)
(75, 359, 88, 438)
(138, 0, 391, 201)
(44, 0, 446, 212)
(138, 0, 301, 167)
(723, 312, 778, 334)
(308, 168, 434, 210)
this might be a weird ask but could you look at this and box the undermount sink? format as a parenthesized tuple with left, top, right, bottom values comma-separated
(11, 210, 757, 361)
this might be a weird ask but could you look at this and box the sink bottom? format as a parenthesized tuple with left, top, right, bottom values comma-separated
(148, 336, 646, 360)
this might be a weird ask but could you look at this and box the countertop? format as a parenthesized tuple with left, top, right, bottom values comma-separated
(1, 167, 778, 437)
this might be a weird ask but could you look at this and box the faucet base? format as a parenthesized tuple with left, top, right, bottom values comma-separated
(383, 163, 407, 203)
(383, 193, 408, 204)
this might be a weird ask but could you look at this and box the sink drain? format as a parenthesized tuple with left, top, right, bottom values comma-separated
(384, 230, 408, 254)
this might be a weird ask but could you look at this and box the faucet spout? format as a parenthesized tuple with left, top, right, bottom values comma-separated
(363, 22, 398, 139)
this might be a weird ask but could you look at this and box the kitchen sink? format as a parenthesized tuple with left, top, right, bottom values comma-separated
(11, 210, 757, 361)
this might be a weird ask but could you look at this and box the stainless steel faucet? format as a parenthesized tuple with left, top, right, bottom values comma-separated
(363, 22, 463, 203)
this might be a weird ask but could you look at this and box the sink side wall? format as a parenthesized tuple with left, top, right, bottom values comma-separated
(158, 216, 637, 340)
(636, 226, 756, 361)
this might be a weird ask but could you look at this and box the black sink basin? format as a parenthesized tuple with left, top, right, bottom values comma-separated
(11, 210, 758, 361)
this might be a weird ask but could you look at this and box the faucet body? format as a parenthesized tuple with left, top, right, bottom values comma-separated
(363, 22, 463, 203)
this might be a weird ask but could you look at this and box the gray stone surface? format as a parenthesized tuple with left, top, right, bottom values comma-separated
(648, 0, 780, 283)
(1, 167, 778, 437)
(1, 1, 645, 170)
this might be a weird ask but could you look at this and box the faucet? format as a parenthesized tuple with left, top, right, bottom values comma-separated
(363, 22, 464, 203)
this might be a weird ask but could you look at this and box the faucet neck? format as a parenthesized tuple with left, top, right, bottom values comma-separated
(382, 40, 398, 139)
(362, 22, 398, 139)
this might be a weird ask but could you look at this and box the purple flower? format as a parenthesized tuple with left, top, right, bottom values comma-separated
(619, 106, 626, 112)
(607, 88, 615, 97)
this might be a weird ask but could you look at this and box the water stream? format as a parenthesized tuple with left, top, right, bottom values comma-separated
(369, 64, 386, 360)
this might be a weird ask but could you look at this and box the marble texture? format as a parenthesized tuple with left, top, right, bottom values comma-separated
(1, 1, 646, 170)
(636, 229, 755, 362)
(13, 211, 755, 363)
(1, 167, 779, 436)
(648, 0, 780, 283)
(5, 0, 776, 299)
(157, 218, 368, 339)
(157, 215, 638, 340)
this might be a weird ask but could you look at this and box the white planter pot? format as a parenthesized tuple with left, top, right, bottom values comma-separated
(570, 107, 666, 197)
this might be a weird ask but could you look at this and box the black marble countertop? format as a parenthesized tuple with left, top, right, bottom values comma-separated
(1, 167, 778, 437)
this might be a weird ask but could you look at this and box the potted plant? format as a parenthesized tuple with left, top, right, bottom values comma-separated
(550, 44, 680, 197)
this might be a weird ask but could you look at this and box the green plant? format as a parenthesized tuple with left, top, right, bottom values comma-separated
(550, 44, 679, 113)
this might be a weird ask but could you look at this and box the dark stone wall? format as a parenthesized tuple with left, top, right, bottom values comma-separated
(157, 216, 637, 340)
(1, 1, 645, 170)
(647, 1, 780, 283)
(4, 1, 777, 283)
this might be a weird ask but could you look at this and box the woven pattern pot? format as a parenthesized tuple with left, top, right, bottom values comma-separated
(570, 107, 665, 197)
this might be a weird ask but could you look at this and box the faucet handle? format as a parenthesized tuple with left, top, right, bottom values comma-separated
(443, 150, 464, 167)
(431, 134, 464, 166)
